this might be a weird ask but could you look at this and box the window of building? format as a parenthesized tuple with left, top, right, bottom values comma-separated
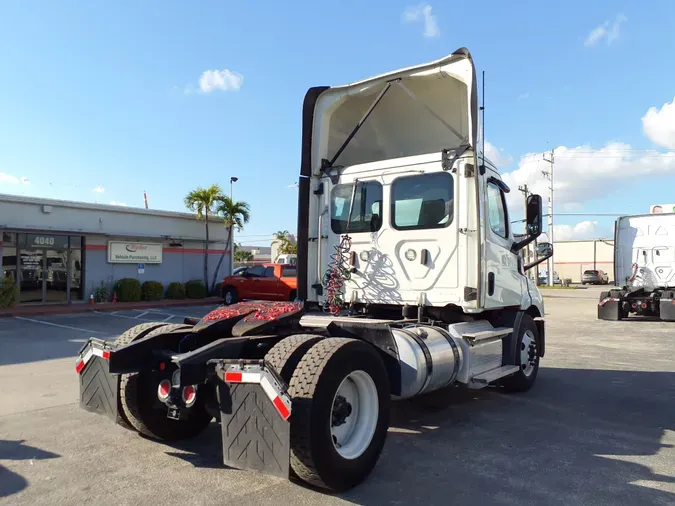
(487, 182, 508, 239)
(391, 172, 453, 231)
(2, 232, 17, 283)
(331, 181, 383, 234)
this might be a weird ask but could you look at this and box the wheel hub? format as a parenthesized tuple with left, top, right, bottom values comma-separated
(520, 330, 538, 377)
(331, 395, 353, 427)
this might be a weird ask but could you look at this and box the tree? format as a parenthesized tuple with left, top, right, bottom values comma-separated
(211, 196, 251, 293)
(234, 243, 254, 262)
(184, 184, 225, 290)
(274, 230, 297, 257)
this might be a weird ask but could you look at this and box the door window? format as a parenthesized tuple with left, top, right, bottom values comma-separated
(331, 181, 383, 234)
(246, 265, 265, 277)
(391, 172, 453, 230)
(487, 182, 509, 239)
(264, 266, 277, 278)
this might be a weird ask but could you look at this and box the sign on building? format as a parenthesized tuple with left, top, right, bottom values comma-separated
(650, 204, 675, 214)
(108, 241, 163, 264)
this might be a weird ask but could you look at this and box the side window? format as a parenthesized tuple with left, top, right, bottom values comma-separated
(264, 266, 276, 278)
(391, 172, 453, 230)
(246, 265, 265, 277)
(487, 181, 508, 239)
(281, 266, 297, 277)
(331, 181, 383, 234)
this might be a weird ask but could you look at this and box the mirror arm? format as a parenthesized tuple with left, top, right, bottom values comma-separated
(524, 251, 552, 271)
(511, 233, 539, 253)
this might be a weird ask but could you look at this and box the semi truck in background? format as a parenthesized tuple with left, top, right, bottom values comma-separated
(598, 212, 675, 321)
(75, 47, 554, 493)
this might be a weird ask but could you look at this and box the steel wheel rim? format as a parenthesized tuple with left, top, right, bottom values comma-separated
(520, 330, 537, 377)
(330, 370, 379, 460)
(225, 291, 232, 304)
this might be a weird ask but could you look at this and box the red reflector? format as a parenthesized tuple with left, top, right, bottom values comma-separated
(182, 385, 196, 405)
(75, 360, 85, 374)
(102, 350, 110, 360)
(272, 396, 290, 420)
(159, 362, 166, 371)
(225, 372, 242, 383)
(158, 380, 171, 400)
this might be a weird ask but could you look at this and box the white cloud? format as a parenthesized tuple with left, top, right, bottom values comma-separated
(517, 92, 529, 101)
(484, 140, 513, 167)
(501, 142, 675, 220)
(93, 186, 105, 193)
(402, 3, 440, 38)
(109, 201, 128, 206)
(197, 69, 244, 93)
(584, 14, 627, 47)
(642, 96, 675, 150)
(0, 173, 30, 185)
(552, 221, 601, 241)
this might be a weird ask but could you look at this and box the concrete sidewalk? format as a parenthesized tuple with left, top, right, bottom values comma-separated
(0, 296, 223, 318)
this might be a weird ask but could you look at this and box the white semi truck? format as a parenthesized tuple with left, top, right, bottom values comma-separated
(75, 47, 553, 492)
(598, 212, 675, 321)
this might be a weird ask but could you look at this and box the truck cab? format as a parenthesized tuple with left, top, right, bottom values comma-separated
(297, 48, 547, 322)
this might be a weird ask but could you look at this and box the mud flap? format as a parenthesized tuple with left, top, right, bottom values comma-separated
(598, 297, 622, 321)
(78, 343, 120, 424)
(659, 298, 675, 322)
(215, 362, 292, 479)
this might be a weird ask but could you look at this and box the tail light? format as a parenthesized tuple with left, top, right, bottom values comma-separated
(182, 385, 197, 407)
(157, 379, 172, 401)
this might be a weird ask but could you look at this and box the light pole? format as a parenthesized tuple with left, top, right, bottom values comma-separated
(229, 177, 238, 276)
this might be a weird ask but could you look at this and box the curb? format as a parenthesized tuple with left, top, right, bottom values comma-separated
(0, 297, 223, 318)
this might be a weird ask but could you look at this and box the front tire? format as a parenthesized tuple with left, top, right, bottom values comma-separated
(501, 315, 540, 393)
(222, 286, 238, 305)
(288, 338, 390, 492)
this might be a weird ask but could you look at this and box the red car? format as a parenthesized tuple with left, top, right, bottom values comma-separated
(220, 263, 297, 305)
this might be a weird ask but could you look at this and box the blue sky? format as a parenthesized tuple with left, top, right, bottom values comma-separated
(1, 1, 674, 247)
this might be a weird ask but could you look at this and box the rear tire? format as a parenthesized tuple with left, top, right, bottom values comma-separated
(264, 334, 324, 383)
(113, 322, 170, 431)
(119, 324, 214, 441)
(501, 315, 540, 393)
(288, 338, 390, 492)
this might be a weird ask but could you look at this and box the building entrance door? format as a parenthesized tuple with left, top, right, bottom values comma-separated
(18, 234, 71, 304)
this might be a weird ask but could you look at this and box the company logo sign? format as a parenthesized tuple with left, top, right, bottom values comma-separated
(108, 241, 163, 264)
(651, 204, 675, 214)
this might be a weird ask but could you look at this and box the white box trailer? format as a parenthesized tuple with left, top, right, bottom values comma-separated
(598, 213, 675, 321)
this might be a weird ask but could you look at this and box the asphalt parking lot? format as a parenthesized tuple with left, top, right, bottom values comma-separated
(1, 290, 674, 505)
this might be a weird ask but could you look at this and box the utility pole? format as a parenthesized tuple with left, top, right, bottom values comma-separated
(518, 184, 532, 280)
(542, 149, 555, 286)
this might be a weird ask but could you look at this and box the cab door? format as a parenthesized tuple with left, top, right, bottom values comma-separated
(482, 169, 525, 309)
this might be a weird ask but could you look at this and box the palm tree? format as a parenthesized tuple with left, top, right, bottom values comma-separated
(274, 230, 297, 257)
(211, 196, 251, 293)
(184, 184, 225, 289)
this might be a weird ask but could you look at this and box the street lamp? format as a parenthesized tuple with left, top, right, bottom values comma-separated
(229, 177, 238, 276)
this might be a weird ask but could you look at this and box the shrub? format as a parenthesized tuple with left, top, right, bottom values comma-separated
(93, 280, 112, 303)
(166, 282, 186, 300)
(0, 276, 19, 308)
(114, 278, 142, 302)
(185, 279, 206, 299)
(142, 281, 164, 301)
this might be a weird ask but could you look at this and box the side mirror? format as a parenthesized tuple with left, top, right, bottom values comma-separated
(512, 194, 543, 252)
(526, 194, 543, 237)
(524, 241, 553, 272)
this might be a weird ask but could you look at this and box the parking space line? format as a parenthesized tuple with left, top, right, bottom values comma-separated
(14, 316, 110, 334)
(162, 315, 175, 321)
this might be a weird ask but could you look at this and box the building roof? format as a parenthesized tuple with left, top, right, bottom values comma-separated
(0, 193, 225, 223)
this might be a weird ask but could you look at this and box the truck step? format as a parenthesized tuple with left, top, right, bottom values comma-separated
(463, 327, 512, 344)
(471, 365, 520, 385)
